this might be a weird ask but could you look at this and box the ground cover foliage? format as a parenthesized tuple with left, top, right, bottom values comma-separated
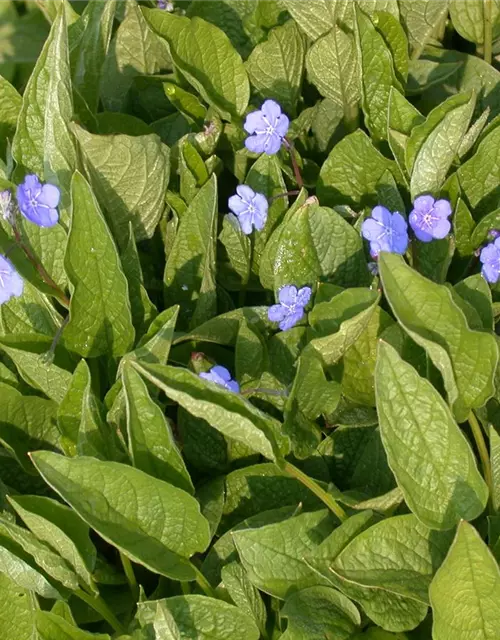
(0, 0, 500, 638)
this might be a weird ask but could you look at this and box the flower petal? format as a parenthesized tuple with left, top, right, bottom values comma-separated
(268, 304, 287, 323)
(275, 113, 290, 138)
(225, 379, 240, 393)
(236, 184, 255, 202)
(211, 365, 232, 382)
(391, 212, 408, 234)
(362, 218, 384, 241)
(238, 212, 254, 235)
(480, 243, 499, 265)
(253, 192, 268, 215)
(228, 195, 247, 215)
(431, 218, 451, 239)
(482, 262, 500, 284)
(245, 133, 268, 154)
(296, 286, 312, 307)
(279, 308, 304, 331)
(412, 194, 435, 213)
(263, 133, 282, 155)
(38, 184, 61, 208)
(244, 110, 266, 134)
(278, 285, 298, 306)
(371, 206, 391, 226)
(391, 231, 409, 253)
(261, 99, 282, 124)
(23, 174, 42, 194)
(432, 199, 452, 219)
(413, 226, 433, 242)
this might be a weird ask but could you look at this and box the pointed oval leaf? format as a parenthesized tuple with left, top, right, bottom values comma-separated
(30, 452, 211, 581)
(376, 342, 488, 530)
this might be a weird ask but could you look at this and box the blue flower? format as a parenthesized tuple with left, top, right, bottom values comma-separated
(228, 185, 268, 235)
(0, 190, 13, 224)
(361, 206, 408, 257)
(199, 366, 240, 393)
(244, 100, 289, 155)
(409, 195, 452, 242)
(268, 285, 312, 331)
(480, 238, 500, 284)
(157, 0, 174, 9)
(16, 175, 60, 228)
(0, 255, 23, 305)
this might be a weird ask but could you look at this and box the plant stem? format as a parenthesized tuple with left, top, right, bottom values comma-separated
(284, 138, 304, 188)
(282, 461, 347, 522)
(269, 190, 300, 204)
(468, 411, 493, 499)
(484, 0, 493, 65)
(120, 552, 139, 602)
(238, 234, 254, 308)
(12, 225, 70, 308)
(75, 589, 126, 635)
(192, 565, 216, 598)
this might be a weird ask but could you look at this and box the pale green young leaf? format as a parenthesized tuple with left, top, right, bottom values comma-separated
(143, 8, 249, 120)
(0, 542, 61, 600)
(122, 363, 193, 494)
(63, 171, 135, 358)
(406, 92, 475, 198)
(376, 342, 488, 529)
(130, 361, 287, 462)
(137, 595, 259, 640)
(246, 20, 305, 115)
(387, 88, 424, 180)
(398, 0, 449, 59)
(73, 125, 170, 243)
(221, 562, 267, 635)
(164, 175, 218, 330)
(153, 601, 181, 640)
(453, 275, 493, 330)
(57, 359, 88, 455)
(0, 75, 21, 157)
(70, 0, 116, 112)
(305, 23, 359, 120)
(429, 521, 500, 639)
(36, 611, 110, 640)
(100, 0, 171, 112)
(379, 253, 498, 422)
(490, 426, 500, 513)
(233, 510, 337, 599)
(318, 130, 398, 208)
(0, 573, 38, 640)
(31, 452, 211, 581)
(8, 495, 96, 592)
(449, 0, 500, 44)
(282, 0, 353, 41)
(280, 586, 361, 640)
(375, 11, 409, 88)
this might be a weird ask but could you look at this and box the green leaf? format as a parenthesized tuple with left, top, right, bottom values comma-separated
(221, 463, 321, 533)
(273, 202, 370, 292)
(196, 477, 224, 540)
(282, 0, 347, 41)
(318, 130, 399, 208)
(305, 22, 359, 121)
(0, 282, 61, 338)
(457, 119, 500, 219)
(0, 383, 59, 473)
(233, 510, 337, 599)
(57, 360, 88, 455)
(73, 125, 170, 243)
(0, 573, 38, 640)
(375, 11, 409, 88)
(0, 74, 21, 157)
(221, 562, 267, 636)
(0, 516, 79, 591)
(130, 361, 287, 462)
(399, 0, 449, 59)
(454, 275, 493, 331)
(308, 289, 380, 367)
(70, 0, 116, 112)
(122, 362, 193, 494)
(387, 88, 424, 181)
(332, 514, 453, 602)
(406, 92, 475, 199)
(0, 335, 73, 403)
(100, 0, 171, 112)
(449, 0, 500, 44)
(354, 6, 398, 141)
(8, 495, 96, 593)
(379, 253, 498, 422)
(429, 521, 500, 639)
(164, 175, 218, 330)
(144, 8, 250, 120)
(470, 207, 500, 249)
(153, 601, 181, 640)
(376, 342, 488, 529)
(490, 426, 500, 513)
(0, 538, 61, 600)
(36, 611, 110, 639)
(454, 197, 475, 257)
(138, 595, 259, 640)
(342, 307, 395, 406)
(11, 5, 76, 288)
(246, 20, 305, 115)
(31, 452, 210, 581)
(63, 171, 135, 358)
(280, 586, 361, 640)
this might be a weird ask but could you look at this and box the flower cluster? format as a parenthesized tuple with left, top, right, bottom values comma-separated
(268, 285, 312, 331)
(362, 195, 453, 259)
(227, 100, 289, 237)
(0, 175, 61, 306)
